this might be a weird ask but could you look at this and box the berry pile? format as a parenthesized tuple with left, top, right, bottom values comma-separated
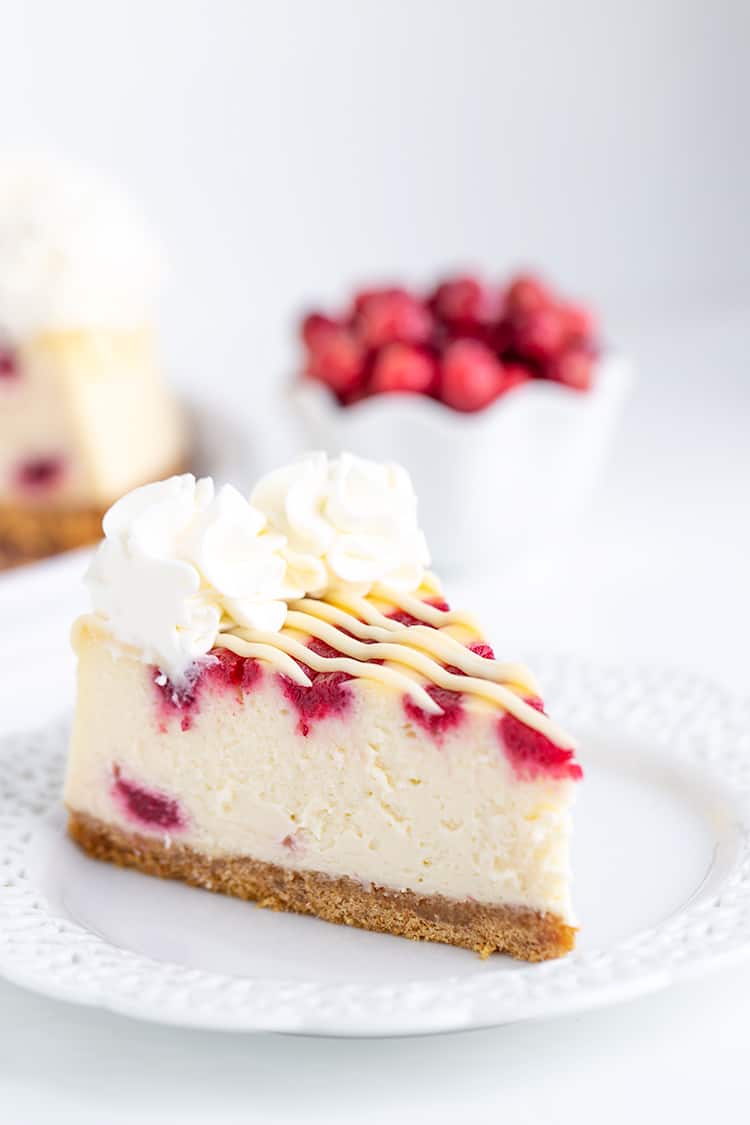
(300, 272, 599, 412)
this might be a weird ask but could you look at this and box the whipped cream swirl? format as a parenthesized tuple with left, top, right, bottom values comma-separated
(251, 452, 430, 597)
(0, 155, 163, 338)
(86, 475, 298, 680)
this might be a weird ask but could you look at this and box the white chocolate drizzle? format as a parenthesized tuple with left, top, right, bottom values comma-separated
(212, 588, 575, 749)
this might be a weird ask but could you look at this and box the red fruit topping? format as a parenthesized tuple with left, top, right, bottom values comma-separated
(546, 349, 595, 391)
(305, 327, 364, 397)
(504, 274, 552, 318)
(112, 765, 184, 830)
(301, 312, 339, 351)
(404, 684, 464, 741)
(439, 339, 503, 412)
(499, 710, 582, 781)
(512, 307, 569, 363)
(0, 345, 19, 380)
(429, 276, 487, 326)
(355, 289, 432, 349)
(369, 342, 436, 396)
(15, 456, 66, 492)
(469, 641, 495, 660)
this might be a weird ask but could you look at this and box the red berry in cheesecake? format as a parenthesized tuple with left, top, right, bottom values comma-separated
(0, 344, 19, 380)
(15, 455, 66, 492)
(355, 288, 432, 349)
(546, 349, 595, 391)
(504, 274, 552, 318)
(439, 339, 503, 412)
(370, 342, 437, 396)
(306, 327, 364, 397)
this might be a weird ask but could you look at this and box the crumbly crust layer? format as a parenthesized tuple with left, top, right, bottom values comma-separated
(0, 461, 188, 569)
(0, 501, 107, 569)
(68, 810, 576, 961)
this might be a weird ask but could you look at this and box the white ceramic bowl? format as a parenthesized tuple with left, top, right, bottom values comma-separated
(291, 356, 633, 575)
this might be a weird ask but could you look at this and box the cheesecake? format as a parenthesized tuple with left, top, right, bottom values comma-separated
(0, 156, 186, 568)
(65, 454, 582, 960)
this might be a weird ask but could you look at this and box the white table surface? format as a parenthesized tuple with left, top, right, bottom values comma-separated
(1, 301, 748, 1123)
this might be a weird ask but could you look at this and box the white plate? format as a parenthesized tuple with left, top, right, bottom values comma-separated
(1, 659, 749, 1037)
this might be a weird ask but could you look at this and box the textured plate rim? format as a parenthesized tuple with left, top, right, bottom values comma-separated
(2, 656, 750, 1037)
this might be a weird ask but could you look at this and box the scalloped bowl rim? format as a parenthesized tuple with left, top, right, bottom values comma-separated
(291, 354, 634, 436)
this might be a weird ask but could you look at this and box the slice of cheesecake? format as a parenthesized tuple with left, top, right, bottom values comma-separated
(0, 157, 186, 568)
(64, 456, 581, 960)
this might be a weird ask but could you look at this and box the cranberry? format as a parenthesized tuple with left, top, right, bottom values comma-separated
(512, 307, 569, 363)
(305, 327, 364, 396)
(15, 456, 65, 492)
(301, 312, 339, 351)
(355, 288, 432, 349)
(428, 275, 488, 326)
(404, 684, 464, 741)
(504, 274, 552, 318)
(499, 710, 582, 781)
(495, 363, 532, 397)
(112, 765, 184, 830)
(0, 345, 19, 380)
(280, 668, 353, 737)
(439, 339, 503, 412)
(545, 348, 595, 391)
(153, 650, 262, 732)
(559, 302, 596, 344)
(369, 342, 436, 396)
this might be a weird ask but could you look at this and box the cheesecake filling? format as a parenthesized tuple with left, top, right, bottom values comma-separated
(66, 632, 577, 921)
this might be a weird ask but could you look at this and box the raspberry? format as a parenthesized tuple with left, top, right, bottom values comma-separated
(369, 342, 436, 396)
(439, 339, 503, 412)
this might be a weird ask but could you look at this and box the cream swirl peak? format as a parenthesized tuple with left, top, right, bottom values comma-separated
(86, 474, 298, 680)
(251, 452, 430, 597)
(0, 155, 163, 338)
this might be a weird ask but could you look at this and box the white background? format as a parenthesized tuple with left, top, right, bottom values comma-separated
(1, 1, 749, 1122)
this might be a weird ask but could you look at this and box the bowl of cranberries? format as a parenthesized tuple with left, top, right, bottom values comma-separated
(291, 272, 632, 572)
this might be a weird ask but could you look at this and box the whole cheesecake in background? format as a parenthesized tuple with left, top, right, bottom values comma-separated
(0, 157, 187, 569)
(65, 453, 582, 961)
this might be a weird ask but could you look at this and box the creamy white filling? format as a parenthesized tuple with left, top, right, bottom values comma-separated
(65, 633, 576, 921)
(0, 330, 185, 507)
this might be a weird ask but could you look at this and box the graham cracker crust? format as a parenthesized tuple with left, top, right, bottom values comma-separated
(68, 810, 576, 961)
(0, 502, 106, 569)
